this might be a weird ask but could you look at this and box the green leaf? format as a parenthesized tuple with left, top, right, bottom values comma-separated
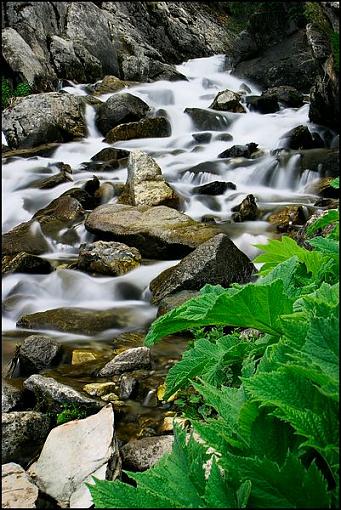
(306, 210, 339, 237)
(203, 459, 238, 508)
(308, 236, 339, 255)
(330, 177, 339, 189)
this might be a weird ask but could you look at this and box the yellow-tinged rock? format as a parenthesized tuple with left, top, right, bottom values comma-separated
(101, 392, 120, 402)
(83, 382, 117, 397)
(71, 350, 97, 365)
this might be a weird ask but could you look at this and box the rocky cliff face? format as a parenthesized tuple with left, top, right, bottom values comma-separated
(2, 1, 233, 89)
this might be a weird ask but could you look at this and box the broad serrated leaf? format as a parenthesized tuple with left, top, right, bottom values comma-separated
(308, 236, 339, 256)
(306, 209, 339, 237)
(203, 459, 238, 508)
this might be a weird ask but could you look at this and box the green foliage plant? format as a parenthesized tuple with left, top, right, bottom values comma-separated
(1, 78, 31, 109)
(56, 403, 87, 425)
(89, 208, 339, 508)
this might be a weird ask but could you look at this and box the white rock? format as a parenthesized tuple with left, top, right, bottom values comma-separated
(28, 404, 118, 507)
(2, 463, 39, 508)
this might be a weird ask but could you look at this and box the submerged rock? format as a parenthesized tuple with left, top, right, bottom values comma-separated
(83, 382, 117, 398)
(231, 194, 259, 222)
(18, 335, 62, 376)
(2, 253, 54, 275)
(118, 150, 179, 208)
(121, 435, 174, 471)
(95, 93, 150, 136)
(2, 411, 51, 465)
(85, 204, 220, 259)
(2, 462, 39, 509)
(150, 233, 255, 304)
(98, 347, 152, 377)
(268, 205, 308, 232)
(78, 240, 142, 276)
(105, 117, 171, 143)
(209, 89, 245, 113)
(27, 405, 119, 507)
(2, 93, 87, 149)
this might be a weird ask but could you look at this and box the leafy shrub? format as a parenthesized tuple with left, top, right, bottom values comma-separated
(56, 404, 87, 425)
(89, 209, 339, 508)
(1, 78, 31, 109)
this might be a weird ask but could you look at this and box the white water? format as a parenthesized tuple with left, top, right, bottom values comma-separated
(2, 54, 327, 340)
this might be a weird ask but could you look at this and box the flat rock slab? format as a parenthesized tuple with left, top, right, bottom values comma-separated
(28, 404, 117, 507)
(16, 306, 138, 335)
(2, 463, 39, 508)
(150, 233, 255, 304)
(23, 374, 104, 412)
(121, 435, 174, 471)
(85, 204, 220, 259)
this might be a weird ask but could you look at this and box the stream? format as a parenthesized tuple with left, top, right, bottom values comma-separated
(2, 54, 331, 438)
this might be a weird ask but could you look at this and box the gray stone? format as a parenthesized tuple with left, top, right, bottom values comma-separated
(2, 92, 87, 149)
(121, 435, 174, 471)
(95, 93, 150, 137)
(78, 240, 141, 276)
(231, 194, 259, 222)
(119, 374, 138, 400)
(85, 204, 220, 259)
(2, 463, 39, 509)
(118, 150, 178, 208)
(218, 143, 259, 159)
(2, 253, 54, 275)
(184, 108, 234, 131)
(150, 233, 255, 304)
(23, 374, 104, 412)
(2, 382, 24, 413)
(157, 290, 200, 316)
(209, 89, 245, 113)
(18, 335, 62, 376)
(2, 411, 51, 465)
(91, 148, 130, 162)
(27, 405, 119, 507)
(105, 117, 171, 144)
(98, 347, 152, 377)
(121, 55, 187, 82)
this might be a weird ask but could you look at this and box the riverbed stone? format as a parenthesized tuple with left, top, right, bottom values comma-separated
(2, 221, 51, 257)
(231, 194, 259, 222)
(2, 93, 87, 149)
(2, 462, 39, 509)
(268, 205, 307, 231)
(121, 435, 174, 471)
(2, 143, 61, 160)
(16, 307, 139, 335)
(71, 350, 99, 366)
(23, 374, 104, 413)
(2, 253, 54, 275)
(30, 170, 72, 190)
(105, 117, 172, 143)
(150, 233, 255, 304)
(218, 143, 258, 159)
(245, 94, 279, 114)
(307, 176, 340, 199)
(278, 125, 324, 150)
(192, 181, 236, 195)
(83, 382, 117, 398)
(27, 404, 118, 507)
(118, 150, 179, 208)
(2, 411, 51, 465)
(184, 107, 234, 130)
(121, 55, 187, 82)
(2, 382, 24, 413)
(78, 240, 142, 276)
(209, 89, 245, 113)
(18, 335, 62, 376)
(275, 148, 339, 178)
(95, 93, 150, 136)
(91, 147, 130, 162)
(119, 374, 138, 400)
(261, 85, 304, 108)
(98, 347, 152, 377)
(85, 204, 220, 259)
(91, 75, 135, 95)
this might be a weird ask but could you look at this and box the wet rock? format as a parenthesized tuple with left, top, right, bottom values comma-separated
(2, 221, 51, 256)
(118, 150, 179, 208)
(27, 405, 119, 507)
(121, 55, 187, 82)
(245, 95, 279, 114)
(81, 160, 120, 173)
(18, 335, 62, 376)
(2, 93, 87, 149)
(83, 382, 117, 398)
(30, 170, 72, 190)
(307, 177, 339, 199)
(92, 75, 134, 95)
(95, 93, 150, 136)
(157, 290, 200, 316)
(119, 374, 138, 400)
(2, 411, 51, 465)
(313, 198, 339, 209)
(268, 205, 307, 232)
(218, 143, 258, 159)
(209, 89, 245, 113)
(61, 188, 98, 210)
(261, 86, 304, 108)
(78, 240, 141, 276)
(150, 233, 255, 305)
(17, 307, 139, 335)
(2, 462, 39, 509)
(85, 204, 220, 259)
(192, 132, 212, 144)
(121, 435, 174, 471)
(214, 133, 234, 142)
(2, 382, 24, 413)
(96, 182, 117, 204)
(112, 330, 146, 349)
(2, 143, 61, 160)
(23, 375, 104, 413)
(98, 347, 152, 377)
(72, 350, 98, 366)
(184, 108, 234, 130)
(105, 117, 171, 144)
(192, 181, 236, 195)
(231, 194, 259, 222)
(2, 253, 54, 275)
(91, 147, 130, 162)
(275, 148, 339, 178)
(278, 125, 324, 150)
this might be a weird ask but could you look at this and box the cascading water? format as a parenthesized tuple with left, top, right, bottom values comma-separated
(2, 54, 328, 366)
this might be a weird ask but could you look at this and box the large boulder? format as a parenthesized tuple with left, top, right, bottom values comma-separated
(85, 204, 220, 259)
(118, 150, 179, 208)
(2, 92, 87, 149)
(18, 335, 62, 376)
(23, 374, 104, 413)
(209, 89, 245, 113)
(2, 411, 51, 465)
(261, 85, 304, 108)
(150, 233, 255, 304)
(98, 347, 152, 377)
(2, 463, 39, 509)
(95, 93, 150, 137)
(105, 117, 171, 143)
(78, 240, 142, 276)
(27, 405, 119, 508)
